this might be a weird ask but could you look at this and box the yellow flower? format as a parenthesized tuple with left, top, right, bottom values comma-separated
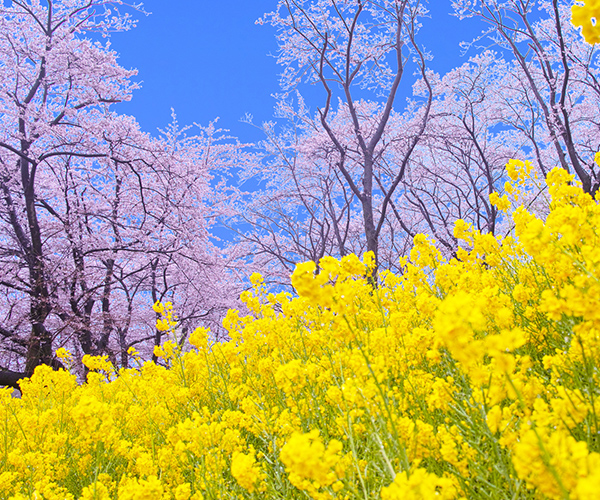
(290, 260, 320, 302)
(80, 481, 111, 500)
(490, 192, 510, 211)
(280, 430, 344, 492)
(174, 483, 201, 500)
(576, 454, 600, 500)
(363, 250, 377, 271)
(340, 252, 366, 276)
(513, 428, 595, 499)
(118, 475, 164, 500)
(156, 318, 170, 332)
(153, 341, 177, 360)
(231, 450, 265, 493)
(55, 347, 72, 362)
(452, 218, 474, 242)
(189, 326, 210, 349)
(572, 0, 600, 44)
(249, 272, 264, 286)
(486, 405, 503, 434)
(81, 354, 114, 373)
(381, 467, 458, 500)
(127, 346, 139, 357)
(506, 158, 523, 181)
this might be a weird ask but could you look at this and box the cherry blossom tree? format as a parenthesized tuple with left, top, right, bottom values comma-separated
(44, 117, 242, 368)
(0, 0, 145, 376)
(395, 52, 521, 252)
(235, 92, 436, 282)
(229, 113, 365, 287)
(258, 0, 434, 277)
(240, 0, 600, 285)
(394, 0, 600, 250)
(452, 0, 600, 195)
(0, 0, 243, 384)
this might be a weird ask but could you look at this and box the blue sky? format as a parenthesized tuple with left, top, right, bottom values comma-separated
(109, 1, 484, 143)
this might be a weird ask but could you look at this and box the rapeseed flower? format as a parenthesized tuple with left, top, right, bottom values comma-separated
(2, 162, 600, 498)
(572, 0, 600, 43)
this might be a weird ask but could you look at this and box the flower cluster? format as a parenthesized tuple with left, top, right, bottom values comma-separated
(572, 0, 600, 43)
(1, 163, 600, 499)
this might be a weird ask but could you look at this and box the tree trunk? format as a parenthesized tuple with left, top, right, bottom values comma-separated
(21, 151, 53, 374)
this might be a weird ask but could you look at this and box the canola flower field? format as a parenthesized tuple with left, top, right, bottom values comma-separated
(1, 161, 600, 500)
